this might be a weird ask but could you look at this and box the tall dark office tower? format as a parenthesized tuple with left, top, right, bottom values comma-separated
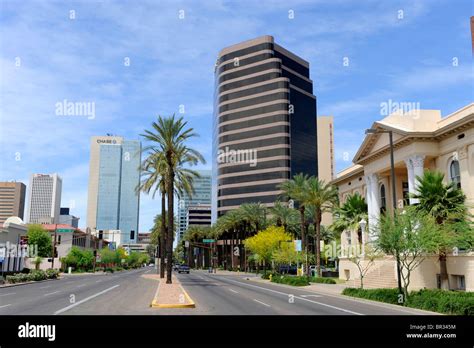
(212, 36, 317, 219)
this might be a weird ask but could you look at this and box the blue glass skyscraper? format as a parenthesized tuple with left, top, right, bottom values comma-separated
(94, 138, 141, 244)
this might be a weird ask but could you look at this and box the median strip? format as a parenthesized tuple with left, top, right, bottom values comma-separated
(151, 275, 195, 309)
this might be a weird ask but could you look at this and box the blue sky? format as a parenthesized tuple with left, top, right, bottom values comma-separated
(0, 0, 472, 232)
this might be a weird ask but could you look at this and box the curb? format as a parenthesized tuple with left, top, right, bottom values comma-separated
(0, 278, 60, 289)
(150, 280, 196, 309)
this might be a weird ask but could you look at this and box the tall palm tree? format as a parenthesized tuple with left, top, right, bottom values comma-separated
(411, 170, 467, 289)
(279, 173, 310, 254)
(305, 177, 339, 276)
(141, 115, 205, 284)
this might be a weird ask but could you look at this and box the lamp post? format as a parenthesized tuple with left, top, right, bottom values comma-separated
(365, 128, 403, 296)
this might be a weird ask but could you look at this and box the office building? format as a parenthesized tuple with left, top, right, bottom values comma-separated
(317, 116, 335, 227)
(177, 170, 211, 240)
(26, 173, 62, 224)
(212, 35, 317, 218)
(86, 136, 141, 244)
(187, 204, 211, 227)
(0, 182, 26, 226)
(59, 207, 80, 228)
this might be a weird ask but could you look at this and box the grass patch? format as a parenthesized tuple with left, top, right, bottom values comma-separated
(309, 277, 337, 284)
(342, 287, 474, 315)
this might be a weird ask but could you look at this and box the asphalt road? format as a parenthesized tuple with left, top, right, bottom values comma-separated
(0, 268, 433, 315)
(157, 270, 434, 315)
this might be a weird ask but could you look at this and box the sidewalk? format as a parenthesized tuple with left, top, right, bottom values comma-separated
(150, 274, 195, 308)
(250, 276, 347, 295)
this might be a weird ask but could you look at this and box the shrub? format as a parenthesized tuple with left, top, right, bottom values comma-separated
(105, 267, 115, 273)
(271, 275, 310, 286)
(45, 269, 59, 279)
(30, 270, 47, 281)
(6, 275, 19, 283)
(342, 287, 474, 315)
(261, 272, 277, 280)
(310, 277, 337, 284)
(342, 288, 400, 305)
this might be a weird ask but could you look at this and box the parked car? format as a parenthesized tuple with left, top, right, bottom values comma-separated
(177, 265, 190, 274)
(278, 265, 297, 275)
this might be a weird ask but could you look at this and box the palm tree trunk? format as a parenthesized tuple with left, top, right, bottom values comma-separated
(439, 251, 450, 289)
(314, 221, 321, 277)
(166, 164, 174, 284)
(299, 206, 306, 252)
(159, 191, 166, 278)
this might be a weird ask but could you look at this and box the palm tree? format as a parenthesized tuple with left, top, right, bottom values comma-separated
(331, 193, 368, 237)
(279, 173, 310, 254)
(305, 177, 339, 276)
(269, 201, 299, 234)
(141, 115, 205, 284)
(411, 170, 467, 289)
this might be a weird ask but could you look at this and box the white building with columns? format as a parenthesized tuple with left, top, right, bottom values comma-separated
(332, 103, 473, 291)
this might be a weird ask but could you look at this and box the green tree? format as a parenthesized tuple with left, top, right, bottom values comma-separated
(279, 173, 310, 255)
(411, 170, 469, 289)
(269, 201, 299, 235)
(141, 115, 205, 284)
(331, 193, 368, 235)
(27, 224, 52, 257)
(377, 208, 450, 300)
(305, 177, 339, 276)
(244, 226, 292, 273)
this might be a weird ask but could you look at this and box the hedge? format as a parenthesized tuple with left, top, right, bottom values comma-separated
(309, 277, 337, 284)
(271, 275, 310, 286)
(6, 269, 59, 284)
(342, 287, 474, 315)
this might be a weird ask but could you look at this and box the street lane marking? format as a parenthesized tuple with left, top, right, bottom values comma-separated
(0, 304, 12, 309)
(76, 284, 85, 288)
(253, 299, 271, 307)
(301, 294, 322, 298)
(54, 285, 120, 315)
(44, 291, 60, 296)
(0, 292, 16, 297)
(95, 280, 102, 283)
(144, 270, 150, 274)
(228, 288, 239, 294)
(39, 286, 52, 289)
(220, 277, 363, 315)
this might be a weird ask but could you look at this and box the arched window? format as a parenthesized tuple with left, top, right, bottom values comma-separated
(450, 160, 461, 189)
(380, 184, 386, 214)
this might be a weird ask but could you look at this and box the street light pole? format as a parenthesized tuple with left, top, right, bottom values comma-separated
(51, 224, 57, 269)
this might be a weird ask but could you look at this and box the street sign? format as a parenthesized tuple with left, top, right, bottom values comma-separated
(294, 240, 302, 252)
(185, 241, 189, 248)
(203, 239, 215, 243)
(57, 229, 74, 233)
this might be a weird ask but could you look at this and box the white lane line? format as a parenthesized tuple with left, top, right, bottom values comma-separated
(39, 286, 52, 289)
(95, 280, 102, 283)
(253, 299, 271, 307)
(76, 284, 85, 288)
(0, 304, 12, 309)
(222, 277, 363, 315)
(144, 270, 150, 274)
(228, 288, 239, 294)
(54, 285, 120, 315)
(301, 294, 322, 298)
(44, 291, 60, 296)
(0, 292, 16, 297)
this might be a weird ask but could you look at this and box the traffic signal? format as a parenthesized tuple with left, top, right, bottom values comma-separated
(130, 230, 135, 240)
(98, 230, 103, 240)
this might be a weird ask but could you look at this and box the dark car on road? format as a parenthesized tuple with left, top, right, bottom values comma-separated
(177, 265, 190, 274)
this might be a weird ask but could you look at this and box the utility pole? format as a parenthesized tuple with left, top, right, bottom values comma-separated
(51, 224, 57, 269)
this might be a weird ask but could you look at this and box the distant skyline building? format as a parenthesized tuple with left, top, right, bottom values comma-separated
(59, 207, 79, 228)
(177, 170, 212, 240)
(212, 35, 318, 219)
(86, 136, 141, 244)
(317, 116, 335, 183)
(0, 182, 26, 226)
(26, 173, 62, 224)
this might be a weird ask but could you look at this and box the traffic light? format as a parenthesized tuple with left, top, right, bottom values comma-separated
(98, 230, 103, 240)
(130, 230, 135, 240)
